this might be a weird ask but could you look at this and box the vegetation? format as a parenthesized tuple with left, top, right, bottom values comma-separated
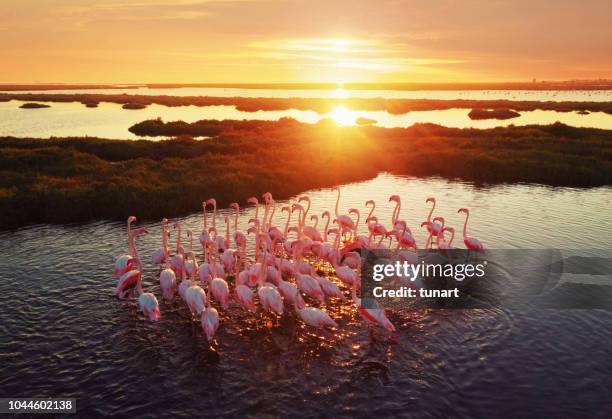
(1, 119, 611, 229)
(122, 103, 147, 110)
(1, 92, 611, 115)
(468, 108, 520, 120)
(19, 102, 51, 109)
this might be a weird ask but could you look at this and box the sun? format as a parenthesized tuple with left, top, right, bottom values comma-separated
(327, 105, 357, 125)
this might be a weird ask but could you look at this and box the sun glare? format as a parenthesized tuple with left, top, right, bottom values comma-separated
(327, 105, 358, 125)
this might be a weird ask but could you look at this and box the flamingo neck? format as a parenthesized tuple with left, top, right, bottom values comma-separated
(234, 207, 239, 231)
(269, 201, 276, 228)
(335, 189, 340, 217)
(203, 206, 208, 230)
(323, 215, 330, 242)
(462, 212, 469, 241)
(283, 210, 291, 238)
(393, 201, 401, 225)
(176, 225, 182, 253)
(427, 200, 435, 222)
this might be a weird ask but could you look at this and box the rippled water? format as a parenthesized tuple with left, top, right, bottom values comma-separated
(3, 86, 612, 101)
(2, 100, 611, 139)
(1, 174, 611, 417)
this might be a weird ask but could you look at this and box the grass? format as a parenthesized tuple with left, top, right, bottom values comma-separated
(0, 120, 611, 229)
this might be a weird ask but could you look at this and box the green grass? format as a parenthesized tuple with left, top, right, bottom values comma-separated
(1, 120, 611, 229)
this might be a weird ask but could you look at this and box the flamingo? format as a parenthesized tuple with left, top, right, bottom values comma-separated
(437, 226, 456, 251)
(151, 218, 169, 265)
(425, 197, 443, 237)
(159, 228, 177, 301)
(247, 196, 260, 231)
(128, 226, 161, 321)
(205, 250, 230, 309)
(328, 228, 358, 287)
(116, 223, 147, 299)
(170, 222, 185, 281)
(199, 201, 213, 255)
(350, 253, 396, 333)
(184, 230, 199, 278)
(234, 249, 258, 313)
(230, 202, 247, 250)
(114, 216, 136, 278)
(256, 235, 284, 314)
(332, 186, 355, 239)
(294, 300, 338, 329)
(201, 296, 220, 342)
(185, 263, 207, 318)
(458, 208, 484, 252)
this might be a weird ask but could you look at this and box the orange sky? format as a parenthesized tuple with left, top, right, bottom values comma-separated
(1, 0, 611, 84)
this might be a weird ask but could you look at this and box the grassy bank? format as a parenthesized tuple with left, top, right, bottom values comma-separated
(1, 120, 611, 229)
(1, 92, 611, 115)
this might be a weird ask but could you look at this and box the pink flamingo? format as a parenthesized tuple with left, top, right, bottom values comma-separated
(199, 201, 212, 254)
(208, 252, 231, 309)
(256, 235, 284, 314)
(437, 226, 456, 251)
(230, 203, 247, 250)
(185, 262, 207, 318)
(328, 228, 358, 286)
(114, 216, 136, 278)
(170, 222, 185, 280)
(129, 226, 161, 321)
(292, 241, 325, 302)
(201, 296, 220, 342)
(116, 223, 147, 299)
(425, 197, 443, 236)
(234, 248, 258, 313)
(184, 230, 199, 278)
(333, 186, 355, 238)
(294, 300, 338, 329)
(151, 218, 169, 265)
(247, 196, 260, 231)
(350, 253, 396, 333)
(458, 208, 484, 252)
(159, 228, 177, 301)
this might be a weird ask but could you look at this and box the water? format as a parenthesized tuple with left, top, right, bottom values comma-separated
(2, 100, 611, 140)
(1, 174, 611, 417)
(3, 86, 612, 102)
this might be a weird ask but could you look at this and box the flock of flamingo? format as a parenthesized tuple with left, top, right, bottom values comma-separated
(114, 187, 484, 342)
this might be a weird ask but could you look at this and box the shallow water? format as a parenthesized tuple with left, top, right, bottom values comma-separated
(3, 86, 612, 102)
(2, 100, 611, 140)
(1, 174, 611, 417)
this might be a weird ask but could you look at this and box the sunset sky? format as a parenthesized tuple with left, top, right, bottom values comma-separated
(1, 0, 611, 84)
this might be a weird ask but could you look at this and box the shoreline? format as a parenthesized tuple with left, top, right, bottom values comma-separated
(1, 121, 610, 230)
(1, 93, 611, 115)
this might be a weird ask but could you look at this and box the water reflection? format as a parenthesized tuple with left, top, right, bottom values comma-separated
(2, 100, 611, 140)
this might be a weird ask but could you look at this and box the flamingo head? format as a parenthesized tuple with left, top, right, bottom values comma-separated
(247, 226, 257, 235)
(225, 215, 230, 224)
(421, 221, 433, 228)
(247, 196, 258, 205)
(349, 208, 360, 216)
(161, 217, 168, 225)
(248, 218, 259, 227)
(322, 210, 330, 218)
(173, 222, 181, 230)
(366, 216, 378, 224)
(287, 226, 299, 234)
(298, 195, 310, 204)
(291, 203, 304, 213)
(458, 207, 469, 214)
(281, 206, 290, 213)
(206, 198, 216, 207)
(327, 227, 339, 235)
(229, 202, 239, 210)
(365, 199, 375, 206)
(433, 216, 445, 225)
(262, 192, 272, 202)
(208, 227, 217, 234)
(389, 195, 400, 203)
(426, 197, 436, 204)
(132, 227, 148, 237)
(310, 214, 318, 222)
(127, 216, 137, 229)
(443, 226, 455, 234)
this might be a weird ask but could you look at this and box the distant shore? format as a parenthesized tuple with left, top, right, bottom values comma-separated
(1, 92, 611, 115)
(1, 121, 610, 230)
(1, 80, 612, 91)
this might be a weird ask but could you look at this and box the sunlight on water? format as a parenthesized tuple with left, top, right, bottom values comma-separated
(2, 100, 611, 139)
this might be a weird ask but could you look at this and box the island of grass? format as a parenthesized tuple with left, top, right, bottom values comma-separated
(122, 103, 147, 110)
(1, 120, 610, 229)
(468, 108, 521, 120)
(19, 102, 51, 109)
